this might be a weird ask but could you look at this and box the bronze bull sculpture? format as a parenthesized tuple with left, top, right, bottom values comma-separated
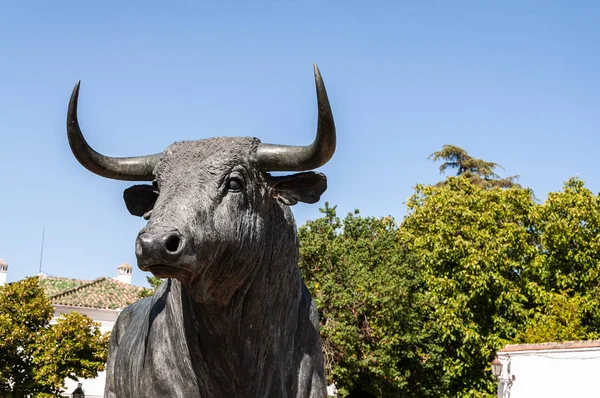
(66, 64, 336, 398)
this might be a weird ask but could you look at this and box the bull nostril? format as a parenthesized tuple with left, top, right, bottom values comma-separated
(165, 234, 181, 253)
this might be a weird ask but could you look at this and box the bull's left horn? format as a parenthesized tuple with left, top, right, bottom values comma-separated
(254, 63, 336, 171)
(67, 81, 161, 181)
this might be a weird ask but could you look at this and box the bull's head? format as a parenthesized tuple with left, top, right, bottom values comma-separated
(67, 65, 336, 304)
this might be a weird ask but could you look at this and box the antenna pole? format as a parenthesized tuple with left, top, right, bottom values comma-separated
(38, 227, 45, 274)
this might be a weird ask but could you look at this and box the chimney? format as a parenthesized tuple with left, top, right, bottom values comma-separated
(117, 262, 132, 284)
(0, 259, 7, 286)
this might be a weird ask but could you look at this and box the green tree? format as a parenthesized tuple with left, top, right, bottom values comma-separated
(428, 145, 519, 189)
(0, 277, 110, 397)
(299, 204, 437, 397)
(299, 176, 600, 397)
(516, 291, 591, 344)
(138, 276, 164, 298)
(398, 177, 537, 397)
(526, 177, 600, 339)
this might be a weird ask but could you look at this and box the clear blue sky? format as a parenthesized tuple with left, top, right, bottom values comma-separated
(1, 1, 599, 286)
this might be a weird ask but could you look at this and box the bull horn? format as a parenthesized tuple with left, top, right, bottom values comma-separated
(254, 63, 336, 171)
(67, 81, 161, 181)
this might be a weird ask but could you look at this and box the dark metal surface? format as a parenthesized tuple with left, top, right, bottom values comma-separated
(67, 66, 336, 398)
(253, 63, 336, 171)
(67, 81, 161, 181)
(67, 64, 336, 179)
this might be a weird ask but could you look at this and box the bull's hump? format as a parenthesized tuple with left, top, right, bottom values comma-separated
(163, 137, 259, 159)
(154, 137, 260, 178)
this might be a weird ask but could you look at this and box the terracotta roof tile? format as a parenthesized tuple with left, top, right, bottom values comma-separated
(39, 276, 144, 310)
(39, 276, 90, 296)
(500, 340, 600, 352)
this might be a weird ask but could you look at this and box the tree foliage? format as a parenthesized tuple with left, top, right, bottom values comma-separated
(299, 205, 439, 397)
(515, 291, 591, 344)
(299, 157, 600, 397)
(138, 276, 164, 298)
(524, 177, 600, 341)
(398, 177, 537, 397)
(428, 145, 519, 189)
(0, 277, 110, 397)
(530, 178, 600, 293)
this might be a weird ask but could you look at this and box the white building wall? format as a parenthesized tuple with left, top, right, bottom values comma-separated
(52, 305, 120, 397)
(497, 347, 600, 398)
(0, 260, 8, 286)
(62, 372, 107, 398)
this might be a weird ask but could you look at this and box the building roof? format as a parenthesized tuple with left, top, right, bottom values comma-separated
(39, 275, 145, 310)
(500, 340, 600, 353)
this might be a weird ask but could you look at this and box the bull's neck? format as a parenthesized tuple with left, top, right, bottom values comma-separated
(172, 248, 304, 392)
(185, 252, 302, 339)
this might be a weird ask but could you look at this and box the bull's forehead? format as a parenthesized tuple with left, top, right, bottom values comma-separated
(155, 137, 260, 178)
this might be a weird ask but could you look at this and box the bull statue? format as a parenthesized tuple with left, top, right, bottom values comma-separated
(66, 64, 336, 398)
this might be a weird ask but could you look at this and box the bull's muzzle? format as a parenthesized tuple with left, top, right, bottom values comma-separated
(136, 230, 189, 273)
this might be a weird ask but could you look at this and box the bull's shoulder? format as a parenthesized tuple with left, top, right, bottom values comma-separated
(112, 278, 173, 342)
(112, 296, 152, 343)
(105, 296, 154, 398)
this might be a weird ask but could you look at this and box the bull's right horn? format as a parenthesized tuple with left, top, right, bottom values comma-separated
(253, 63, 336, 171)
(67, 81, 161, 181)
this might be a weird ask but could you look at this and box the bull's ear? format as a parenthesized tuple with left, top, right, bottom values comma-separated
(123, 184, 159, 218)
(268, 172, 327, 206)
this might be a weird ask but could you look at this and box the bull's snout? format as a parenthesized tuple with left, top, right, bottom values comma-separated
(136, 230, 187, 266)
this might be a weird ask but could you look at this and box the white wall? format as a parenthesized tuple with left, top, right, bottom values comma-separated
(497, 347, 600, 398)
(53, 305, 119, 333)
(62, 373, 106, 398)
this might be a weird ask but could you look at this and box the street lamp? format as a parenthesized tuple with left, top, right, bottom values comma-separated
(491, 356, 503, 377)
(71, 383, 85, 398)
(491, 356, 515, 398)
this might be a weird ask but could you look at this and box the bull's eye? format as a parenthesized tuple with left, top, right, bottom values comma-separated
(228, 177, 243, 191)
